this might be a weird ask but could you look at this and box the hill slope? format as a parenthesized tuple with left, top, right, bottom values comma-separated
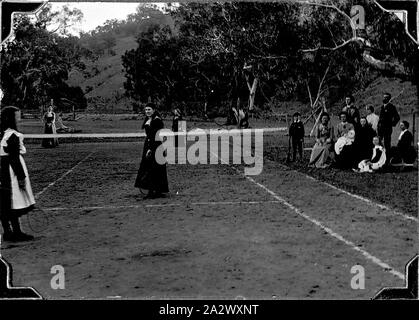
(67, 36, 138, 113)
(352, 77, 417, 115)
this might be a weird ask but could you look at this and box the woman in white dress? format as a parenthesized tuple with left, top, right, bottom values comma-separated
(0, 106, 35, 242)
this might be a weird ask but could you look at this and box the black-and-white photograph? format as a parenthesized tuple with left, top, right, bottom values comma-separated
(0, 0, 418, 304)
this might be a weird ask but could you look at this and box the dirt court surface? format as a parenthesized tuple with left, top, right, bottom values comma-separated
(2, 135, 417, 299)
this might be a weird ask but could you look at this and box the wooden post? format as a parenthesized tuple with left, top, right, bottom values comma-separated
(412, 109, 416, 146)
(0, 87, 3, 110)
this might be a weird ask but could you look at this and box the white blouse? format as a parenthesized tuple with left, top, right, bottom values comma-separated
(0, 129, 26, 156)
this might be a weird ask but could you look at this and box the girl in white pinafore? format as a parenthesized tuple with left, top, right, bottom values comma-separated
(0, 106, 35, 242)
(357, 136, 387, 173)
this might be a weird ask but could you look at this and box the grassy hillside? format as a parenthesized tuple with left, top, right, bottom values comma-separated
(352, 77, 418, 116)
(67, 36, 138, 113)
(265, 76, 417, 121)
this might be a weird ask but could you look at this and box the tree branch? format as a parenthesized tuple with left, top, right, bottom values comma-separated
(301, 37, 365, 53)
(306, 80, 313, 107)
(362, 50, 408, 78)
(299, 1, 363, 53)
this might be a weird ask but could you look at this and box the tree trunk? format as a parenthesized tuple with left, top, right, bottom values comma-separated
(248, 77, 258, 111)
(230, 67, 239, 110)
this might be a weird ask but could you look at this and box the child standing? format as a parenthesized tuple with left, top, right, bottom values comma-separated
(289, 112, 305, 162)
(0, 106, 35, 242)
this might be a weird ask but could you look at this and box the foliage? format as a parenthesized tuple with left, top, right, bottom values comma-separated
(0, 11, 87, 111)
(121, 1, 416, 115)
(121, 1, 418, 115)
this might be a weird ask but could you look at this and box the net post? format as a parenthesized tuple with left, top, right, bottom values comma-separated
(413, 109, 416, 146)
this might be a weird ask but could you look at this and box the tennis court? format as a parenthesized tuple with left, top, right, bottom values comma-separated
(1, 131, 416, 299)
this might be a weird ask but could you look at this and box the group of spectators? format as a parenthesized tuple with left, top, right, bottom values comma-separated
(289, 92, 417, 172)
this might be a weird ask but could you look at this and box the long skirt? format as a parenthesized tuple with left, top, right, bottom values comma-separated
(42, 123, 59, 148)
(134, 141, 169, 193)
(309, 143, 333, 168)
(335, 145, 357, 169)
(0, 156, 35, 220)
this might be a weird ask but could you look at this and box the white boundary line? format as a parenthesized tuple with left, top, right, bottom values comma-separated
(301, 173, 418, 223)
(248, 135, 417, 223)
(244, 175, 405, 280)
(210, 149, 406, 280)
(41, 200, 282, 212)
(34, 151, 95, 199)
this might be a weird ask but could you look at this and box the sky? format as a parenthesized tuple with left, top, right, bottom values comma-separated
(49, 2, 164, 34)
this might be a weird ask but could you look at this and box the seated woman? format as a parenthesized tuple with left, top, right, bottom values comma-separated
(309, 112, 335, 168)
(334, 129, 357, 169)
(357, 136, 386, 172)
(336, 112, 354, 138)
(55, 113, 80, 133)
(390, 121, 416, 165)
(354, 117, 375, 162)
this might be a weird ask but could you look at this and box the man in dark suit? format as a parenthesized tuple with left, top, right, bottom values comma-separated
(390, 121, 417, 164)
(342, 94, 360, 127)
(289, 112, 305, 162)
(377, 92, 400, 154)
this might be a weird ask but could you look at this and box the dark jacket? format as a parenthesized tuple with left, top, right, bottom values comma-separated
(397, 130, 416, 163)
(134, 114, 169, 193)
(347, 106, 360, 127)
(378, 103, 400, 134)
(172, 115, 183, 132)
(289, 121, 305, 140)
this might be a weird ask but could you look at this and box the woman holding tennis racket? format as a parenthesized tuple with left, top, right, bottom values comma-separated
(0, 106, 35, 242)
(134, 103, 169, 199)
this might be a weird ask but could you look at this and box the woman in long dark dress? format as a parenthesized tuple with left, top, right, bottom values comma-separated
(41, 106, 58, 148)
(135, 103, 169, 199)
(354, 117, 375, 163)
(172, 108, 183, 148)
(0, 106, 35, 242)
